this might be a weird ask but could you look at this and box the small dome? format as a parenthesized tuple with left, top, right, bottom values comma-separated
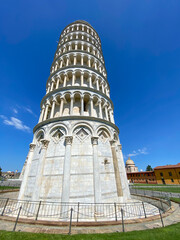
(126, 157, 135, 165)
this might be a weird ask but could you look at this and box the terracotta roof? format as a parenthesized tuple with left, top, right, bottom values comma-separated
(154, 163, 180, 170)
(127, 171, 154, 175)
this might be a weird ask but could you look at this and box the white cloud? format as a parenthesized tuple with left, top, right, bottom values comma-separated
(0, 115, 30, 132)
(23, 107, 37, 117)
(128, 147, 148, 157)
(12, 108, 18, 114)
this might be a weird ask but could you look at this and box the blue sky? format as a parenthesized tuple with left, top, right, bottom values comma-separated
(0, 0, 180, 172)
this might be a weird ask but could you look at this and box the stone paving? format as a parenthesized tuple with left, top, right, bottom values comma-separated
(0, 201, 179, 234)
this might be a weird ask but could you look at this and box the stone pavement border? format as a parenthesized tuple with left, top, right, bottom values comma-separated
(0, 202, 179, 234)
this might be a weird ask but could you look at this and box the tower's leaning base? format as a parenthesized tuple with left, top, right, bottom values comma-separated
(19, 118, 130, 203)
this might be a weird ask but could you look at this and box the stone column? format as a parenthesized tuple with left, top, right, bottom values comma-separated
(80, 72, 84, 86)
(73, 54, 77, 65)
(109, 109, 115, 124)
(50, 79, 55, 91)
(66, 56, 70, 66)
(101, 82, 105, 93)
(88, 57, 91, 67)
(56, 76, 60, 89)
(94, 61, 97, 70)
(61, 136, 73, 217)
(60, 59, 63, 68)
(110, 140, 123, 197)
(72, 72, 76, 86)
(43, 101, 50, 121)
(75, 43, 78, 50)
(104, 104, 109, 121)
(88, 74, 92, 88)
(18, 143, 36, 200)
(59, 97, 64, 116)
(81, 95, 84, 116)
(70, 95, 74, 115)
(87, 45, 90, 52)
(96, 78, 99, 90)
(32, 140, 49, 201)
(47, 83, 51, 93)
(50, 98, 56, 118)
(81, 55, 84, 65)
(98, 100, 102, 118)
(55, 62, 58, 71)
(91, 137, 101, 203)
(90, 97, 94, 117)
(116, 144, 131, 199)
(81, 43, 84, 50)
(63, 74, 67, 87)
(38, 105, 45, 123)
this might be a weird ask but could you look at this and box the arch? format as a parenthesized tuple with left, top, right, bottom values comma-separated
(35, 128, 45, 144)
(96, 125, 111, 139)
(49, 124, 67, 143)
(71, 122, 94, 136)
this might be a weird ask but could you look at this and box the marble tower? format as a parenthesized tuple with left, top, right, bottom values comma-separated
(19, 20, 130, 204)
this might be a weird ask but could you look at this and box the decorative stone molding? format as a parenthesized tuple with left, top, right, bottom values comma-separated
(118, 144, 122, 151)
(109, 140, 116, 147)
(91, 136, 98, 145)
(41, 139, 50, 149)
(65, 136, 73, 145)
(29, 143, 36, 151)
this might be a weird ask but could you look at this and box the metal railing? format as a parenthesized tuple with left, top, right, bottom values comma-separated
(129, 187, 180, 199)
(0, 196, 170, 222)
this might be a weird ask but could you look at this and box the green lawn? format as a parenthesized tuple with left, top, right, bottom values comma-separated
(132, 187, 180, 193)
(0, 223, 180, 240)
(0, 186, 19, 190)
(170, 197, 180, 203)
(133, 184, 166, 186)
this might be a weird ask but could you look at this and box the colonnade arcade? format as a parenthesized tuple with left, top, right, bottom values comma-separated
(55, 40, 104, 63)
(60, 23, 101, 47)
(51, 52, 107, 78)
(39, 92, 115, 124)
(47, 70, 110, 97)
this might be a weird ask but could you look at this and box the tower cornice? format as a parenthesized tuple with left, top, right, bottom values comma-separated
(33, 116, 119, 134)
(47, 66, 109, 87)
(52, 50, 105, 69)
(40, 86, 113, 109)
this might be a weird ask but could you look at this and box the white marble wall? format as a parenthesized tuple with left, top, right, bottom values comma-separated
(19, 120, 130, 203)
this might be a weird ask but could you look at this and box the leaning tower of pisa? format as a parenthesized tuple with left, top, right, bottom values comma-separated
(19, 20, 130, 204)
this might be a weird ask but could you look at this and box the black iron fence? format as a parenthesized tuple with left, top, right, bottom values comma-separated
(129, 187, 180, 199)
(0, 195, 170, 222)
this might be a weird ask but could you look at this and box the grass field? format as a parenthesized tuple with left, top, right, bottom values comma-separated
(0, 186, 19, 190)
(0, 223, 180, 240)
(132, 187, 180, 193)
(170, 197, 180, 203)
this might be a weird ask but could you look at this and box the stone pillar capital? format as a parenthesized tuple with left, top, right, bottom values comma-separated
(91, 137, 98, 145)
(110, 140, 116, 147)
(42, 104, 45, 109)
(41, 139, 49, 149)
(52, 96, 57, 102)
(29, 143, 36, 151)
(118, 144, 122, 151)
(45, 100, 50, 106)
(65, 136, 73, 145)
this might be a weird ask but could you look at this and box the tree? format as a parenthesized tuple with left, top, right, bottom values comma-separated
(0, 167, 2, 176)
(146, 165, 153, 171)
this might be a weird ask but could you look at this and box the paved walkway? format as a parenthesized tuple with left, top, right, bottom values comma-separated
(0, 202, 179, 234)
